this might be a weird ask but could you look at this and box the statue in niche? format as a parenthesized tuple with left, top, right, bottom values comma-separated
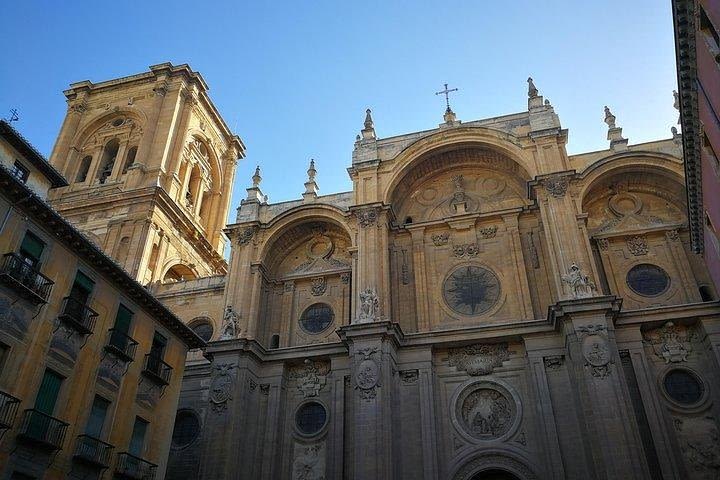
(562, 263, 597, 299)
(450, 174, 468, 214)
(219, 305, 240, 340)
(356, 288, 379, 323)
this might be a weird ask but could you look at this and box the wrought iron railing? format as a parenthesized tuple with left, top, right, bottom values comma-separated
(115, 452, 157, 479)
(0, 252, 53, 303)
(104, 328, 138, 362)
(0, 390, 20, 430)
(59, 296, 99, 335)
(142, 354, 172, 385)
(73, 434, 114, 467)
(16, 409, 69, 450)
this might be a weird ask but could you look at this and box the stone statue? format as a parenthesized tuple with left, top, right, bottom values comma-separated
(527, 77, 538, 98)
(561, 263, 597, 299)
(219, 305, 240, 340)
(673, 90, 681, 124)
(604, 106, 616, 129)
(357, 288, 379, 323)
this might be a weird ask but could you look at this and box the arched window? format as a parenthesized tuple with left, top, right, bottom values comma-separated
(122, 146, 138, 174)
(97, 138, 120, 184)
(163, 264, 197, 283)
(76, 155, 92, 183)
(189, 318, 214, 342)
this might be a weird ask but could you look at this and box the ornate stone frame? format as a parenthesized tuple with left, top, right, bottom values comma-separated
(293, 399, 330, 439)
(449, 377, 522, 445)
(439, 262, 504, 320)
(450, 450, 539, 480)
(657, 365, 710, 413)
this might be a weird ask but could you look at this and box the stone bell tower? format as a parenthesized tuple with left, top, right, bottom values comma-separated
(47, 63, 245, 284)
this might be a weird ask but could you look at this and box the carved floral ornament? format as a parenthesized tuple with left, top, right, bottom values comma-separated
(626, 235, 649, 256)
(355, 207, 379, 228)
(643, 321, 696, 364)
(448, 343, 510, 376)
(432, 232, 450, 246)
(542, 174, 571, 198)
(237, 226, 256, 246)
(310, 277, 327, 296)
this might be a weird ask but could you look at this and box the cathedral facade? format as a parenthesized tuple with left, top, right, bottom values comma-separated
(46, 65, 720, 480)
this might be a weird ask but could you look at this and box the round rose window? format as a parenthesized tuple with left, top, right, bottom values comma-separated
(443, 266, 500, 315)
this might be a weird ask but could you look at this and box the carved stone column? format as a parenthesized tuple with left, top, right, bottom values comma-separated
(408, 226, 430, 331)
(352, 206, 391, 322)
(531, 173, 600, 301)
(551, 296, 652, 479)
(337, 321, 402, 479)
(223, 226, 259, 336)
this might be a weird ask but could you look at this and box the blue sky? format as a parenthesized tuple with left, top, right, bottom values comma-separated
(1, 1, 677, 216)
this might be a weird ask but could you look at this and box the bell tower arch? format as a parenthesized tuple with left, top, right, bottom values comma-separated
(47, 63, 245, 283)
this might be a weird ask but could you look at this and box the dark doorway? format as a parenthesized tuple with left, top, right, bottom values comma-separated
(471, 469, 521, 480)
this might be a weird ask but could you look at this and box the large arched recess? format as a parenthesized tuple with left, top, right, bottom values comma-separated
(577, 151, 685, 205)
(381, 126, 536, 206)
(258, 204, 354, 264)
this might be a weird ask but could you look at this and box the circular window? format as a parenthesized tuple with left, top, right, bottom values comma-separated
(626, 264, 670, 296)
(443, 265, 501, 316)
(171, 410, 200, 448)
(663, 369, 704, 406)
(300, 303, 334, 334)
(190, 319, 213, 342)
(295, 402, 327, 436)
(112, 118, 124, 127)
(454, 383, 517, 441)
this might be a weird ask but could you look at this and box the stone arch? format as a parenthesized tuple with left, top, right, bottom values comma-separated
(451, 451, 539, 480)
(259, 205, 354, 263)
(71, 108, 147, 149)
(382, 127, 535, 206)
(161, 262, 198, 283)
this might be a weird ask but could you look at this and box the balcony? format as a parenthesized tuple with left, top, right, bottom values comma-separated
(104, 329, 138, 363)
(73, 434, 114, 468)
(58, 296, 99, 335)
(16, 409, 69, 451)
(0, 390, 20, 431)
(115, 452, 157, 480)
(0, 252, 53, 303)
(141, 354, 172, 386)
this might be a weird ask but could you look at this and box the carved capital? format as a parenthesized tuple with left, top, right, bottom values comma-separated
(542, 174, 570, 198)
(355, 207, 379, 228)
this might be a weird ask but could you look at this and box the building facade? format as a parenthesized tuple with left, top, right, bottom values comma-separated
(673, 0, 720, 291)
(47, 63, 245, 285)
(0, 120, 205, 479)
(157, 83, 720, 479)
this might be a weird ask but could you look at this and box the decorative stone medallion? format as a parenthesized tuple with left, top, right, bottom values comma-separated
(454, 382, 518, 441)
(577, 324, 612, 379)
(289, 359, 329, 398)
(643, 321, 696, 363)
(448, 343, 509, 376)
(626, 235, 649, 256)
(210, 363, 236, 413)
(356, 208, 378, 228)
(432, 232, 450, 246)
(442, 266, 501, 316)
(355, 359, 380, 399)
(310, 277, 326, 296)
(543, 175, 569, 198)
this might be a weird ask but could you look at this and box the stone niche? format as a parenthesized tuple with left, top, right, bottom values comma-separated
(258, 222, 352, 347)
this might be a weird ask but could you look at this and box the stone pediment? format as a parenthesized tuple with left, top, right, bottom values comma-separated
(592, 213, 681, 237)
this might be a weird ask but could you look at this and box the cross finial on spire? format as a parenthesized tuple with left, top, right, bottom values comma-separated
(435, 83, 458, 112)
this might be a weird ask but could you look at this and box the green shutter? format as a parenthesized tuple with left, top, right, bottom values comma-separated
(73, 271, 95, 295)
(114, 305, 133, 334)
(19, 232, 45, 263)
(129, 417, 148, 456)
(34, 370, 63, 415)
(85, 396, 110, 438)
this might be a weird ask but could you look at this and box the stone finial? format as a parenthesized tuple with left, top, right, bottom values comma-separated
(673, 90, 680, 124)
(603, 106, 616, 129)
(604, 106, 628, 150)
(360, 108, 376, 140)
(245, 165, 266, 203)
(527, 77, 539, 98)
(303, 158, 319, 201)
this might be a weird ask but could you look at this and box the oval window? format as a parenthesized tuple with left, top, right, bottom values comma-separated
(663, 369, 704, 406)
(300, 303, 334, 334)
(295, 402, 327, 436)
(626, 264, 670, 297)
(171, 410, 201, 448)
(190, 319, 214, 342)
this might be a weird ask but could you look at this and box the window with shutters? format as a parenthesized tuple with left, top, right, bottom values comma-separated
(129, 417, 148, 457)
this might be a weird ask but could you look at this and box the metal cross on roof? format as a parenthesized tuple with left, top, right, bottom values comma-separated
(435, 83, 458, 111)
